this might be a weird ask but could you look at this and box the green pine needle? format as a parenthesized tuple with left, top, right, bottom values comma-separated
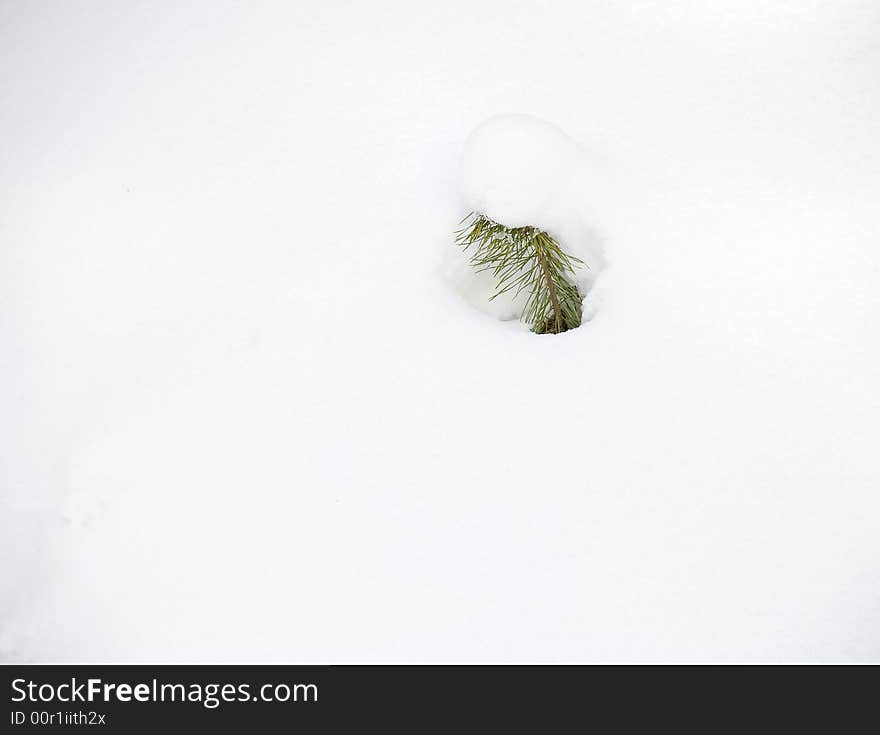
(455, 212, 585, 334)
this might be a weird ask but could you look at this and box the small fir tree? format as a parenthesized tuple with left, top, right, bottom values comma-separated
(456, 212, 585, 334)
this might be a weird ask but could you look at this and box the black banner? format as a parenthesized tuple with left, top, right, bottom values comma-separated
(2, 664, 873, 730)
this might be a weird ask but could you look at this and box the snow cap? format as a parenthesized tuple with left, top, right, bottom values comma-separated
(460, 114, 581, 231)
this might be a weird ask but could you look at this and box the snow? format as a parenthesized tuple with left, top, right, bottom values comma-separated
(2, 1, 879, 662)
(460, 114, 584, 232)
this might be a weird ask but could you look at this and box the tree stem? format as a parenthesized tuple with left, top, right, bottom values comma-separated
(534, 235, 563, 333)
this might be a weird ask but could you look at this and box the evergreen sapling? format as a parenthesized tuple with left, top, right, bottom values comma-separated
(455, 212, 585, 334)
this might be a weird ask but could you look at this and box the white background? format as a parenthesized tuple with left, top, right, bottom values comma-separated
(2, 0, 879, 661)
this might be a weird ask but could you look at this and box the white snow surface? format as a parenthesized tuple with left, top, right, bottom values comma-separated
(2, 1, 880, 662)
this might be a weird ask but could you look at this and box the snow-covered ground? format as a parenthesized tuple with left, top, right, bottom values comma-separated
(2, 1, 879, 661)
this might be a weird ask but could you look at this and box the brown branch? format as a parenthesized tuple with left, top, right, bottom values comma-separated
(534, 234, 563, 333)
